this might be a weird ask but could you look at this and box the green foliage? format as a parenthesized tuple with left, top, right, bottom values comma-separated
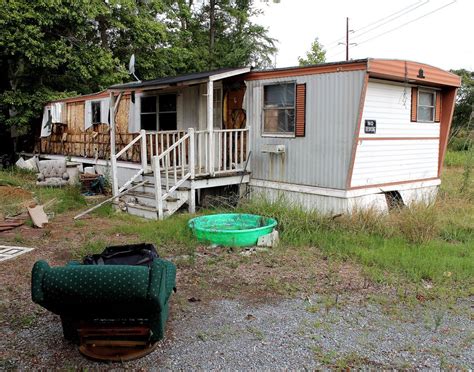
(0, 0, 276, 141)
(298, 37, 326, 66)
(450, 69, 473, 132)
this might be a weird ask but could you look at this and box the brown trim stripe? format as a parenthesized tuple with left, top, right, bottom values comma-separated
(349, 177, 440, 190)
(357, 137, 440, 141)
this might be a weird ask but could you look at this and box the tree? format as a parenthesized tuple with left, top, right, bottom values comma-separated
(0, 0, 277, 155)
(451, 69, 473, 131)
(298, 37, 326, 66)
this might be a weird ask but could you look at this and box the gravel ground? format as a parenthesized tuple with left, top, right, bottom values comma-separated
(2, 296, 472, 370)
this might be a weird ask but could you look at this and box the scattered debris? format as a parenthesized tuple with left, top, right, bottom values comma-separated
(245, 314, 256, 321)
(0, 245, 34, 262)
(188, 297, 201, 303)
(240, 247, 269, 256)
(15, 156, 38, 172)
(74, 181, 146, 220)
(257, 230, 279, 248)
(0, 218, 26, 232)
(28, 205, 49, 228)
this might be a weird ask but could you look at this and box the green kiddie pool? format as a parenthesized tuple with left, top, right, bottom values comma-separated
(188, 213, 277, 247)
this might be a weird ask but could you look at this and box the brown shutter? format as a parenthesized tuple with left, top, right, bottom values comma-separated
(295, 83, 306, 137)
(410, 87, 418, 122)
(435, 91, 442, 122)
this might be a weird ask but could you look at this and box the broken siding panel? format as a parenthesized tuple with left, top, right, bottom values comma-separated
(247, 70, 365, 189)
(360, 82, 440, 138)
(351, 139, 439, 187)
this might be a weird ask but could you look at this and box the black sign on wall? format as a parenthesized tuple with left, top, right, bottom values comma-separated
(364, 120, 376, 134)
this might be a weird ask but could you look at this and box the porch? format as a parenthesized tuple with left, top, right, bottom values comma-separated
(108, 67, 252, 219)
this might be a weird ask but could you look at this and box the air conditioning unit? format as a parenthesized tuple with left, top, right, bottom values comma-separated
(261, 144, 286, 154)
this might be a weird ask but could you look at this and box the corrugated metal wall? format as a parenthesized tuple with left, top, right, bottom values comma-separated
(246, 70, 366, 189)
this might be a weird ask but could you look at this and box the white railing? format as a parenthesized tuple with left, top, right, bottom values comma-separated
(153, 129, 194, 220)
(112, 130, 146, 194)
(214, 128, 249, 174)
(112, 127, 250, 212)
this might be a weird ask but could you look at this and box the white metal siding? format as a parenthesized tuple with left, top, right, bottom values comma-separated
(359, 81, 440, 138)
(351, 139, 439, 186)
(351, 81, 440, 187)
(246, 70, 366, 190)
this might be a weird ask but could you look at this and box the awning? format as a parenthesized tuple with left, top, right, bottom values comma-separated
(109, 67, 251, 92)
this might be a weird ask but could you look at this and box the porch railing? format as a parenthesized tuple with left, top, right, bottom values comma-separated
(112, 127, 250, 207)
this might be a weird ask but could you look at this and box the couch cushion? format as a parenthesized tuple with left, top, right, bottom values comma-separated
(42, 265, 149, 308)
(38, 160, 67, 178)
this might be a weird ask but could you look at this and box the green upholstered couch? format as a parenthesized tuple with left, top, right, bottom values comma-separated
(31, 259, 176, 343)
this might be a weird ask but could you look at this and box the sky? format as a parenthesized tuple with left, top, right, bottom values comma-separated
(253, 0, 473, 71)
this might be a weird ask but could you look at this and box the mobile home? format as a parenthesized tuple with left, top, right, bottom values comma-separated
(35, 59, 460, 219)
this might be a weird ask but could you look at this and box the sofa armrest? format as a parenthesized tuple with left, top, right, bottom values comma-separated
(31, 260, 50, 305)
(62, 172, 69, 181)
(37, 173, 45, 182)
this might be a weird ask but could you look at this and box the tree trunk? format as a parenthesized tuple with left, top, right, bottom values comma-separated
(209, 0, 215, 69)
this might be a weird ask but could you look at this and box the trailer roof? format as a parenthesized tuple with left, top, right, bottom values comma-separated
(109, 67, 251, 91)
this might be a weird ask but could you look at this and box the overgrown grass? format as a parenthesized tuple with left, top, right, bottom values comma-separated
(444, 149, 473, 167)
(0, 167, 86, 216)
(234, 164, 473, 296)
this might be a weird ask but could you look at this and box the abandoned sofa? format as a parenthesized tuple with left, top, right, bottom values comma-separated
(31, 258, 176, 344)
(36, 159, 69, 187)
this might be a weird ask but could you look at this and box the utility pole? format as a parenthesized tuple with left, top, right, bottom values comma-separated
(346, 17, 349, 61)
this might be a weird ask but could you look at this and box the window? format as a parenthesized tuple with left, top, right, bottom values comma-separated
(213, 87, 222, 128)
(417, 90, 435, 122)
(140, 96, 157, 131)
(158, 94, 177, 131)
(91, 101, 101, 124)
(140, 95, 177, 131)
(263, 83, 295, 135)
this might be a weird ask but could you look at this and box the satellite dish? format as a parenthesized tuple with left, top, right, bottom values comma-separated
(128, 54, 141, 82)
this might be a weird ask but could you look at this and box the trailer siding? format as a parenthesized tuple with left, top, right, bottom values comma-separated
(351, 81, 440, 187)
(246, 70, 366, 190)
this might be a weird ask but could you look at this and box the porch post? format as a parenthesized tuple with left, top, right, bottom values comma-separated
(207, 80, 214, 176)
(109, 92, 119, 197)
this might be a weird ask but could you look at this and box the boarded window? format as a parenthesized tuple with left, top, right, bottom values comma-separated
(263, 83, 295, 135)
(295, 84, 306, 137)
(91, 101, 101, 124)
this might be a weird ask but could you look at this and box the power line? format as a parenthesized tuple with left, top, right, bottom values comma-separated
(354, 0, 457, 46)
(323, 0, 427, 49)
(350, 0, 430, 42)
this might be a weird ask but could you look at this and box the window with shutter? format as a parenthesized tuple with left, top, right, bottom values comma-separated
(262, 82, 295, 136)
(295, 84, 306, 137)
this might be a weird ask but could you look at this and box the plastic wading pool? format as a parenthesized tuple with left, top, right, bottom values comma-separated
(188, 213, 277, 247)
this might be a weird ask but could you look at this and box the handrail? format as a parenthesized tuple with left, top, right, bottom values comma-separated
(156, 133, 190, 160)
(114, 132, 142, 159)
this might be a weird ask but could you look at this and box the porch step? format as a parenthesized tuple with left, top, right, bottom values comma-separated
(123, 189, 189, 219)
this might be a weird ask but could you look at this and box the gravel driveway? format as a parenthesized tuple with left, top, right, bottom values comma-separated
(3, 296, 472, 369)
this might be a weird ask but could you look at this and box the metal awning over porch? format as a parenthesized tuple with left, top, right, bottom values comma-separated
(109, 67, 250, 92)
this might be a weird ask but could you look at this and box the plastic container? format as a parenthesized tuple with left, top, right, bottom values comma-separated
(188, 213, 277, 247)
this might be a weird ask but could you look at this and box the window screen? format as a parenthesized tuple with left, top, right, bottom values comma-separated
(417, 91, 435, 122)
(263, 83, 295, 135)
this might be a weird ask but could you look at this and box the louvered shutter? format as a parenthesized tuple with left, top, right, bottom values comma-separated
(295, 83, 306, 137)
(435, 91, 442, 122)
(410, 87, 418, 122)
